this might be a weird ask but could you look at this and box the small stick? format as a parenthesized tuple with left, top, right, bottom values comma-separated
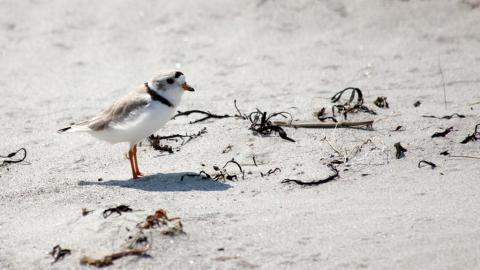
(439, 56, 448, 110)
(80, 247, 149, 267)
(448, 155, 480, 160)
(234, 100, 247, 119)
(422, 113, 465, 120)
(467, 101, 480, 106)
(272, 120, 373, 129)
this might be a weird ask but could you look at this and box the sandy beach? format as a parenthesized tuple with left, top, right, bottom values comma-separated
(1, 0, 480, 269)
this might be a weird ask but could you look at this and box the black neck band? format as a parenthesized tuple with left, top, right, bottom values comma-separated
(145, 82, 174, 108)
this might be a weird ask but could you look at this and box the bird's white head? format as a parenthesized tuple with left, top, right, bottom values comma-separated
(147, 70, 194, 106)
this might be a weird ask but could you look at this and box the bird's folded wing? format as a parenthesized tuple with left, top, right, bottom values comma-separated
(78, 87, 150, 131)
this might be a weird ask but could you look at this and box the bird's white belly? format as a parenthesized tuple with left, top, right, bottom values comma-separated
(94, 102, 175, 145)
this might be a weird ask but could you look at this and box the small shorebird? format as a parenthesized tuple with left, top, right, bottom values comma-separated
(58, 70, 194, 179)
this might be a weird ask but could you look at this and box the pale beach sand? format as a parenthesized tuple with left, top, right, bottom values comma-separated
(0, 0, 480, 269)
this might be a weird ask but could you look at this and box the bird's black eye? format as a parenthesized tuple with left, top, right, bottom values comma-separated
(174, 71, 183, 78)
(166, 78, 174, 84)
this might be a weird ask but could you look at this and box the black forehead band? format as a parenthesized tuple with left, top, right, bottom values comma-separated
(174, 71, 183, 78)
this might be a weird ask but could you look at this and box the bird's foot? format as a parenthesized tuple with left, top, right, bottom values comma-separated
(133, 171, 144, 180)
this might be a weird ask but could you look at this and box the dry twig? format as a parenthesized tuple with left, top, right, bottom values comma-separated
(438, 56, 448, 110)
(273, 120, 373, 129)
(422, 113, 465, 120)
(148, 128, 207, 153)
(172, 110, 231, 124)
(80, 247, 150, 267)
(448, 155, 480, 160)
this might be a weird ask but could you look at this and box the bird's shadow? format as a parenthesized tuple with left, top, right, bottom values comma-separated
(78, 172, 232, 192)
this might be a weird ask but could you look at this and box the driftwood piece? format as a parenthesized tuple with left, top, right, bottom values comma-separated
(80, 247, 149, 267)
(272, 120, 374, 129)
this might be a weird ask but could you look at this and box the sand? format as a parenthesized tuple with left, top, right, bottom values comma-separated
(1, 0, 480, 269)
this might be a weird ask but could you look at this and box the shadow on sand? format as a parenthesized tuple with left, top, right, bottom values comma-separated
(78, 172, 231, 192)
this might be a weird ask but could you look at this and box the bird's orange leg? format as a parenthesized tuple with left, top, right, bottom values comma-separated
(128, 147, 138, 179)
(132, 144, 144, 178)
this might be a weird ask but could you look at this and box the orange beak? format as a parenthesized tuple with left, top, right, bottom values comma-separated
(182, 82, 195, 92)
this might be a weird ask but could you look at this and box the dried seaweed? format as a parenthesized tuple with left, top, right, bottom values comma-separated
(234, 99, 248, 120)
(440, 151, 450, 156)
(422, 113, 465, 120)
(260, 168, 281, 177)
(418, 160, 437, 169)
(460, 124, 480, 144)
(330, 87, 377, 119)
(182, 158, 244, 181)
(137, 209, 184, 236)
(373, 96, 389, 108)
(314, 107, 338, 122)
(49, 245, 71, 264)
(0, 147, 27, 166)
(175, 100, 247, 123)
(149, 143, 173, 153)
(148, 128, 207, 153)
(172, 110, 232, 124)
(431, 127, 453, 138)
(394, 142, 407, 159)
(282, 163, 339, 186)
(82, 208, 93, 216)
(331, 104, 377, 119)
(313, 87, 377, 122)
(80, 247, 149, 267)
(331, 87, 364, 104)
(248, 109, 295, 142)
(103, 205, 132, 219)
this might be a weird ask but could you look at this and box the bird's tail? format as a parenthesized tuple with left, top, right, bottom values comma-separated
(57, 125, 90, 134)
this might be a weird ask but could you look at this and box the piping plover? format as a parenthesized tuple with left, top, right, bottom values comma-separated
(58, 70, 194, 179)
